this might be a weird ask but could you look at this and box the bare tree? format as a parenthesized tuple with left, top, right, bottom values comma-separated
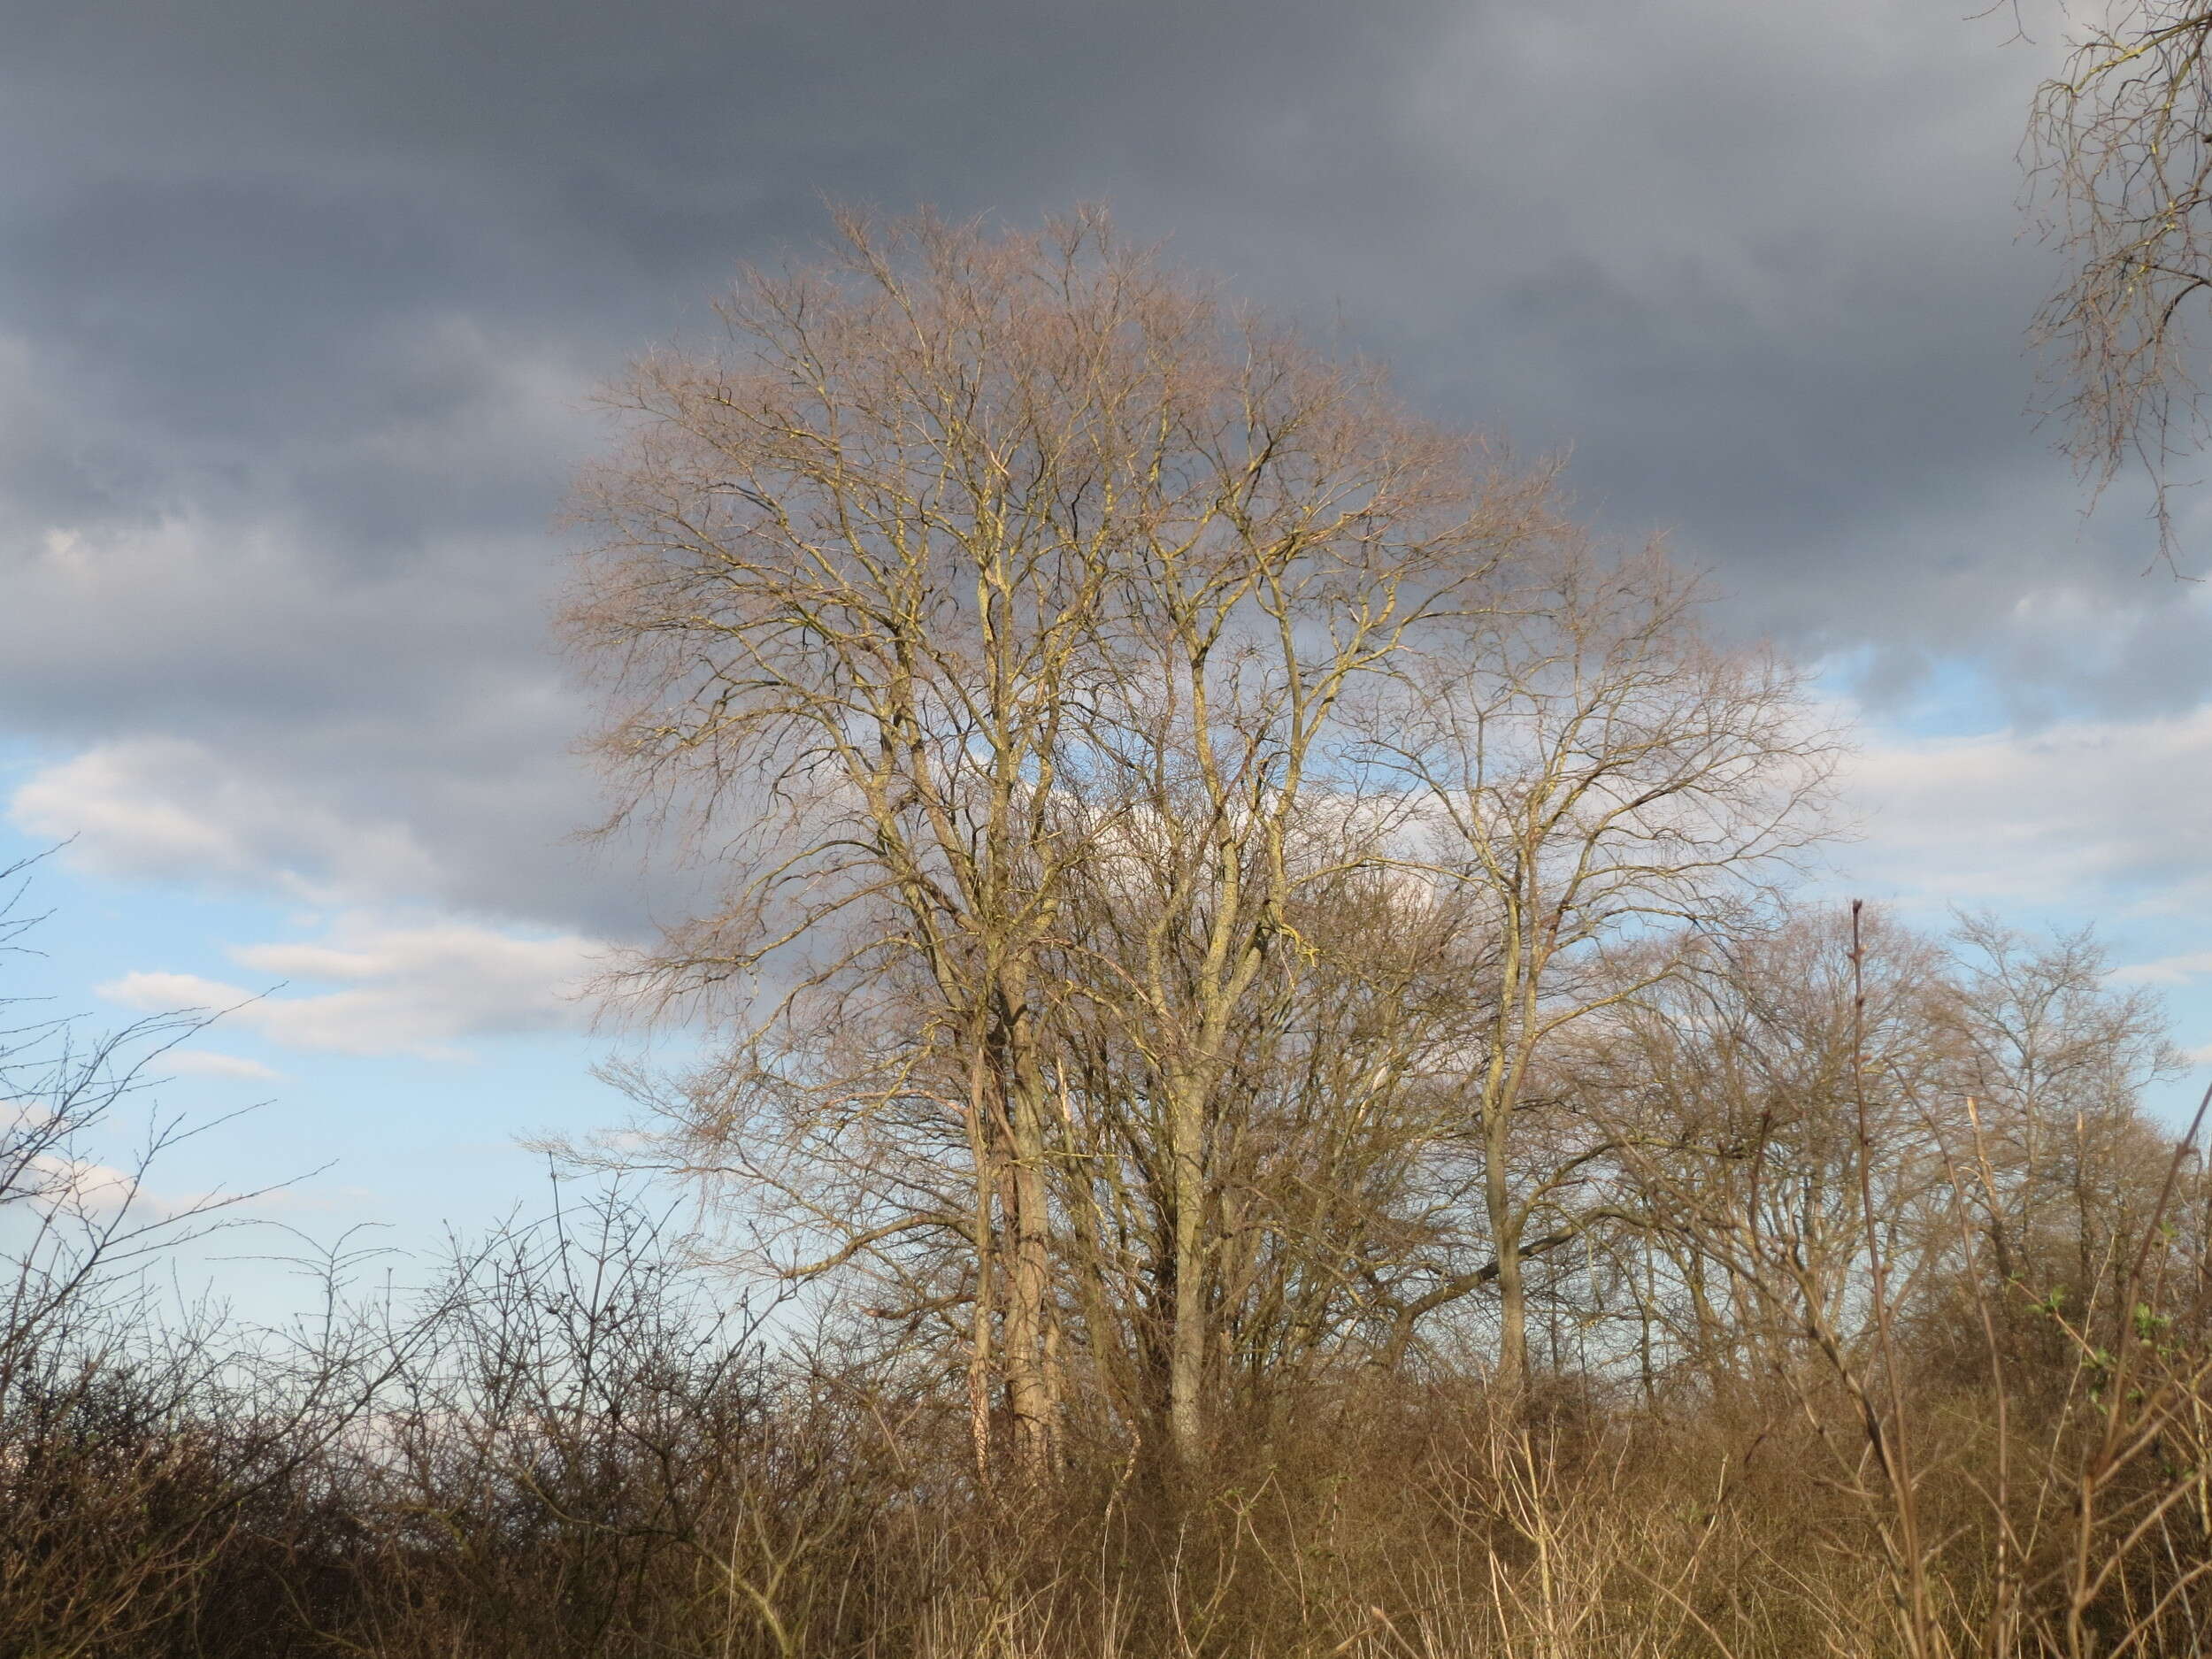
(1941, 913, 2185, 1325)
(2028, 1, 2212, 552)
(566, 207, 1190, 1471)
(1028, 365, 1542, 1461)
(1356, 544, 1835, 1392)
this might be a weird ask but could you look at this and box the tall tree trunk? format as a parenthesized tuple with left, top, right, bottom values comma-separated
(997, 988, 1058, 1475)
(1486, 1129, 1529, 1397)
(1167, 1077, 1209, 1469)
(1002, 1102, 1056, 1472)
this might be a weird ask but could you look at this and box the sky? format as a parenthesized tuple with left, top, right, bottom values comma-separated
(4, 0, 2211, 1301)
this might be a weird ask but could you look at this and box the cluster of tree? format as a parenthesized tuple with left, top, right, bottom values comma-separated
(558, 208, 2206, 1460)
(557, 209, 1836, 1471)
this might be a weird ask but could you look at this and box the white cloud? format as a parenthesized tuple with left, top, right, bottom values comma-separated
(21, 1152, 143, 1217)
(164, 1049, 283, 1082)
(2112, 952, 2212, 988)
(1839, 702, 2212, 909)
(10, 737, 441, 902)
(98, 915, 605, 1061)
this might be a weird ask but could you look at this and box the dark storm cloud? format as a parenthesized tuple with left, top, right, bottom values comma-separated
(0, 0, 2197, 935)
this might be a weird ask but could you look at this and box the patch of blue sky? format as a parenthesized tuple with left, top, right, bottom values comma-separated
(0, 802, 678, 1322)
(1794, 657, 2212, 1130)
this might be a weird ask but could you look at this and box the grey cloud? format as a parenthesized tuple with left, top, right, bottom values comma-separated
(0, 0, 2201, 936)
